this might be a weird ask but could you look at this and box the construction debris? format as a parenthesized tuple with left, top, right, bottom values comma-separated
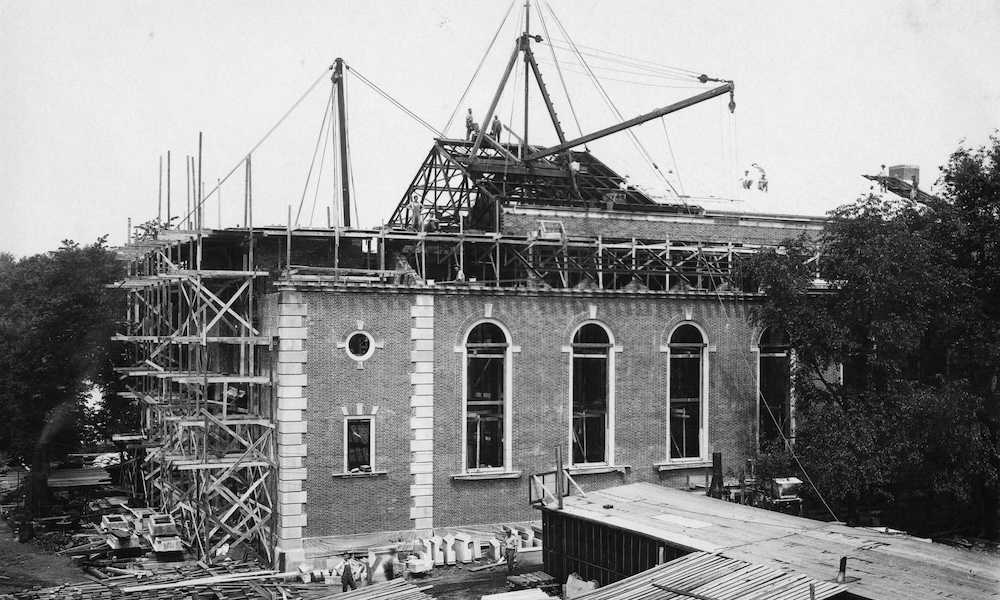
(506, 571, 556, 592)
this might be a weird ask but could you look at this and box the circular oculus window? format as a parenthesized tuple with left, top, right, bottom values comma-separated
(345, 331, 375, 361)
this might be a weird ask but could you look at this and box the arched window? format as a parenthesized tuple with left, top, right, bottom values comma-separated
(571, 323, 613, 465)
(668, 324, 707, 460)
(758, 327, 791, 449)
(464, 322, 510, 471)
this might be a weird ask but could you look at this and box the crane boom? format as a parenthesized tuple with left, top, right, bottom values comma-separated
(523, 82, 734, 162)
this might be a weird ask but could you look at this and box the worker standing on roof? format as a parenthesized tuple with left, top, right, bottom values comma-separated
(879, 164, 887, 192)
(490, 114, 502, 140)
(466, 108, 476, 140)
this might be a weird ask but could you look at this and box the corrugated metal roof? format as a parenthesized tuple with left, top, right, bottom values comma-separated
(550, 483, 1000, 600)
(574, 552, 844, 600)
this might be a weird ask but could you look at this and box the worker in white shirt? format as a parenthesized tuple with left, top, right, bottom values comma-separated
(504, 529, 519, 575)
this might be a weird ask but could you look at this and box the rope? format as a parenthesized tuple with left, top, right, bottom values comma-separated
(537, 3, 584, 141)
(332, 98, 342, 227)
(308, 95, 334, 227)
(545, 38, 703, 79)
(180, 64, 335, 227)
(532, 59, 708, 89)
(543, 5, 685, 205)
(345, 76, 360, 227)
(443, 0, 516, 136)
(661, 117, 684, 196)
(295, 89, 334, 227)
(713, 266, 841, 523)
(346, 66, 442, 137)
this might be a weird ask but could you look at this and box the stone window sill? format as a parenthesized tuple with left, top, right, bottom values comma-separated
(332, 470, 388, 479)
(654, 460, 712, 472)
(567, 464, 630, 475)
(452, 470, 522, 481)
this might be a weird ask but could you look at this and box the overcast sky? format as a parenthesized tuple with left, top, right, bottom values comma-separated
(2, 1, 998, 258)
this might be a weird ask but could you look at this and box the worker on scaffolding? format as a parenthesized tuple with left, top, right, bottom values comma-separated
(408, 194, 423, 231)
(490, 114, 502, 140)
(466, 108, 478, 140)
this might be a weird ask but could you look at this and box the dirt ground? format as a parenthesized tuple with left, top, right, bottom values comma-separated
(0, 527, 88, 594)
(0, 524, 547, 600)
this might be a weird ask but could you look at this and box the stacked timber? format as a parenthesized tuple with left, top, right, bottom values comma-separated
(505, 571, 556, 591)
(309, 578, 435, 600)
(0, 559, 437, 600)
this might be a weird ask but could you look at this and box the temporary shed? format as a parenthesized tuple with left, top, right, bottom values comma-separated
(539, 482, 1000, 599)
(574, 551, 846, 600)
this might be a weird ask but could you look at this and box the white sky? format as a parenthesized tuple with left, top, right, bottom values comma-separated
(2, 0, 998, 257)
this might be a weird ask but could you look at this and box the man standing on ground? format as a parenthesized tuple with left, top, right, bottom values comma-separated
(504, 529, 519, 575)
(339, 555, 357, 592)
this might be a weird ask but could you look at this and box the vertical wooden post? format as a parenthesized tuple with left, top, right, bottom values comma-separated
(333, 58, 351, 227)
(167, 151, 172, 226)
(198, 132, 203, 230)
(186, 156, 191, 229)
(523, 1, 531, 150)
(555, 445, 564, 510)
(709, 452, 724, 499)
(836, 556, 847, 583)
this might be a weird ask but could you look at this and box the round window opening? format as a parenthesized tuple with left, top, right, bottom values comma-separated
(346, 331, 375, 361)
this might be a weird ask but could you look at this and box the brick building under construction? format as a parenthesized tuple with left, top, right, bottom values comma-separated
(113, 22, 825, 567)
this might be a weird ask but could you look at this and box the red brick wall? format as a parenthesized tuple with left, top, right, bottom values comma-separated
(301, 289, 415, 536)
(298, 287, 763, 536)
(431, 293, 759, 527)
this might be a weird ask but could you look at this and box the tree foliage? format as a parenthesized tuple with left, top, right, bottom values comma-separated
(750, 134, 1000, 537)
(0, 238, 131, 465)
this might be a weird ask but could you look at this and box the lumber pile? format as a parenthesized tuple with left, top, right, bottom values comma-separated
(505, 571, 556, 592)
(0, 558, 436, 600)
(310, 578, 435, 600)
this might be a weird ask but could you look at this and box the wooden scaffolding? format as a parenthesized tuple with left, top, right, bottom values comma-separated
(114, 229, 276, 563)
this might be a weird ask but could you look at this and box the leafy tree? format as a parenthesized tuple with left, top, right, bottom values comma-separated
(750, 135, 1000, 537)
(0, 238, 130, 470)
